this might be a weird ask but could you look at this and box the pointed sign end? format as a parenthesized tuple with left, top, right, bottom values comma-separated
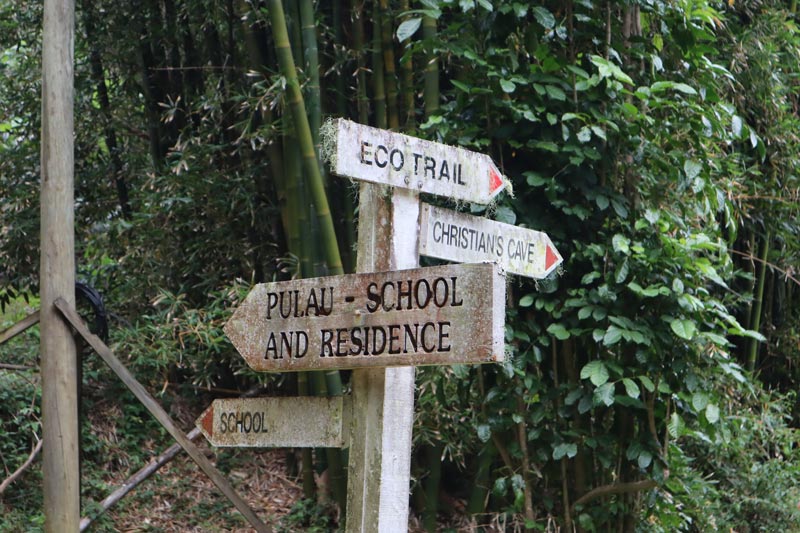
(198, 404, 214, 438)
(545, 243, 561, 272)
(489, 165, 504, 195)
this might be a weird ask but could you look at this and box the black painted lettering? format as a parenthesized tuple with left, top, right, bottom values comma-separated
(413, 152, 423, 174)
(375, 145, 389, 168)
(424, 156, 436, 179)
(366, 282, 380, 313)
(390, 148, 404, 171)
(320, 329, 334, 357)
(380, 282, 395, 311)
(438, 321, 451, 352)
(350, 327, 364, 355)
(371, 326, 387, 355)
(450, 276, 464, 307)
(421, 322, 437, 353)
(403, 323, 419, 353)
(440, 160, 450, 181)
(266, 292, 278, 319)
(336, 328, 349, 356)
(360, 141, 373, 165)
(397, 280, 412, 310)
(388, 324, 402, 354)
(266, 332, 279, 359)
(432, 277, 449, 307)
(414, 279, 432, 309)
(220, 412, 228, 433)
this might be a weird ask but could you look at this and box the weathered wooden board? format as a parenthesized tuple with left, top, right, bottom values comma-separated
(419, 203, 563, 279)
(326, 118, 506, 205)
(224, 262, 505, 372)
(196, 397, 350, 448)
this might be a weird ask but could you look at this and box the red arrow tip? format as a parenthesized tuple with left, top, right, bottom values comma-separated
(200, 406, 214, 436)
(489, 166, 503, 192)
(545, 243, 560, 271)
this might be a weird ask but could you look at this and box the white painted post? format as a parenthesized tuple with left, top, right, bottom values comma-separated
(40, 0, 79, 530)
(346, 184, 419, 532)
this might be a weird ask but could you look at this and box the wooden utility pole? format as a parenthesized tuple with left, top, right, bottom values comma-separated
(40, 0, 79, 530)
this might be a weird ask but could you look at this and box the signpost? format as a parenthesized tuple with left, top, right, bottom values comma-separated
(196, 397, 350, 448)
(419, 203, 563, 279)
(201, 120, 564, 532)
(223, 262, 505, 372)
(324, 118, 507, 204)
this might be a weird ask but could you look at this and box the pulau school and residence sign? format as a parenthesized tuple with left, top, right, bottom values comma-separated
(419, 203, 563, 279)
(196, 396, 351, 448)
(223, 263, 505, 372)
(325, 118, 506, 205)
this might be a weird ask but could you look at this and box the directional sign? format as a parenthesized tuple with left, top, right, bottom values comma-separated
(325, 118, 506, 205)
(196, 397, 349, 448)
(419, 203, 563, 279)
(224, 262, 505, 372)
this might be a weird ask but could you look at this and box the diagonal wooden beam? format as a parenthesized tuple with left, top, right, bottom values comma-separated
(53, 298, 271, 533)
(0, 310, 40, 346)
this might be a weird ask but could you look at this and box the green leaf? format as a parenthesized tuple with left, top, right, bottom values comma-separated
(565, 388, 583, 406)
(692, 392, 709, 411)
(638, 375, 655, 392)
(603, 326, 623, 346)
(500, 79, 516, 93)
(477, 424, 491, 443)
(668, 413, 682, 438)
(705, 403, 720, 424)
(612, 234, 630, 254)
(547, 323, 571, 340)
(532, 6, 555, 28)
(651, 80, 697, 95)
(683, 160, 702, 180)
(553, 442, 578, 460)
(622, 378, 640, 399)
(637, 450, 653, 469)
(670, 319, 696, 340)
(615, 258, 629, 284)
(451, 79, 471, 93)
(396, 18, 422, 42)
(581, 360, 609, 386)
(519, 294, 534, 307)
(546, 85, 566, 101)
(578, 306, 593, 320)
(594, 382, 615, 406)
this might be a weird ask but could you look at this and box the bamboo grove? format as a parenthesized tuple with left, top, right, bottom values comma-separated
(2, 0, 800, 530)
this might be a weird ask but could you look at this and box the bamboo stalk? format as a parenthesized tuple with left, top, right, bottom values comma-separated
(422, 15, 439, 118)
(352, 0, 370, 124)
(399, 0, 415, 130)
(748, 232, 770, 372)
(299, 0, 325, 187)
(379, 0, 400, 129)
(372, 1, 387, 128)
(268, 0, 344, 275)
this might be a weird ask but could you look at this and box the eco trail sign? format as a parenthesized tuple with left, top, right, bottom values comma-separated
(324, 118, 506, 205)
(196, 397, 350, 448)
(224, 262, 505, 372)
(419, 203, 563, 279)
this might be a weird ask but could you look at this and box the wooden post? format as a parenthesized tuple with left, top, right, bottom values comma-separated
(346, 184, 418, 532)
(40, 0, 79, 530)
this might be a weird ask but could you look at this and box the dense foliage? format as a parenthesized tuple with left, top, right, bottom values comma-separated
(2, 0, 800, 531)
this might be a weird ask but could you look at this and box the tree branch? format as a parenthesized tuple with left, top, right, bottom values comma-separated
(572, 479, 657, 511)
(0, 438, 43, 495)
